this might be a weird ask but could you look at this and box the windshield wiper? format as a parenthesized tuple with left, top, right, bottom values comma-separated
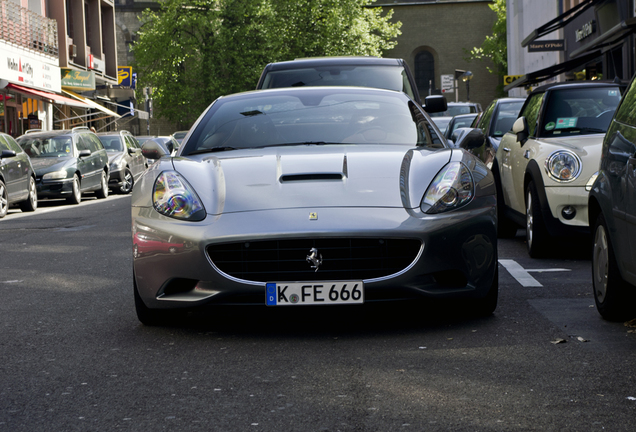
(188, 146, 238, 155)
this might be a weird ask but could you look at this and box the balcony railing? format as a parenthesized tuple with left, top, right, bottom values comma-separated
(0, 0, 59, 58)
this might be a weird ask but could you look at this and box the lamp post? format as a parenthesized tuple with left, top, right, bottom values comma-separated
(460, 71, 473, 101)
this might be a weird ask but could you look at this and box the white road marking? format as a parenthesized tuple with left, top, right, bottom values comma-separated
(499, 259, 571, 287)
(3, 194, 130, 220)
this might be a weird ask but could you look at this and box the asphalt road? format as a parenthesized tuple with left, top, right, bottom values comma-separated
(1, 195, 635, 431)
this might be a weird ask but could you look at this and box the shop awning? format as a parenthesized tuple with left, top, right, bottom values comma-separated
(522, 0, 601, 47)
(570, 17, 636, 58)
(504, 50, 602, 92)
(61, 89, 122, 118)
(6, 83, 90, 108)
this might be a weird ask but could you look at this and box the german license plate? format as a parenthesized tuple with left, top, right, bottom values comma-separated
(266, 282, 364, 306)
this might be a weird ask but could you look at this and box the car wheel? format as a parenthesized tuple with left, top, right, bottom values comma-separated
(19, 177, 38, 212)
(592, 213, 634, 321)
(118, 168, 134, 194)
(526, 181, 548, 258)
(67, 174, 81, 204)
(0, 179, 8, 218)
(95, 171, 109, 199)
(134, 272, 170, 326)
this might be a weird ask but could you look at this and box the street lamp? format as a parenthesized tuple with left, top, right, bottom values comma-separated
(460, 71, 473, 101)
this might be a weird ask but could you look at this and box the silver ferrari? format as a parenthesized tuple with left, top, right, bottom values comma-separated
(132, 87, 498, 325)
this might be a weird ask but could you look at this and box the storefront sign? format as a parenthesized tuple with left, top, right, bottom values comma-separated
(117, 66, 133, 87)
(0, 41, 61, 92)
(504, 75, 524, 85)
(575, 20, 596, 42)
(528, 40, 565, 52)
(61, 68, 96, 91)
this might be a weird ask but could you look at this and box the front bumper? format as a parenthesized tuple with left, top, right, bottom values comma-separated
(545, 185, 590, 228)
(35, 178, 74, 199)
(132, 200, 497, 310)
(108, 168, 124, 188)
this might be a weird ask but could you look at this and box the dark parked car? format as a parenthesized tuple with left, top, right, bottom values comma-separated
(429, 101, 483, 118)
(133, 86, 497, 325)
(257, 56, 432, 108)
(0, 132, 37, 217)
(141, 136, 181, 165)
(17, 127, 109, 204)
(445, 113, 480, 141)
(455, 97, 525, 168)
(589, 75, 636, 321)
(97, 130, 146, 194)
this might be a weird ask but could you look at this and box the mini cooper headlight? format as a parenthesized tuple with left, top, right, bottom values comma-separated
(152, 171, 205, 221)
(43, 170, 68, 180)
(421, 162, 474, 214)
(545, 150, 581, 182)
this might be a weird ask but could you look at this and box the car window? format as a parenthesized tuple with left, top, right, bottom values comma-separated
(185, 91, 444, 154)
(519, 92, 544, 137)
(0, 136, 10, 152)
(127, 135, 141, 149)
(491, 101, 525, 137)
(260, 66, 407, 94)
(18, 135, 73, 157)
(539, 87, 621, 137)
(614, 78, 636, 126)
(476, 101, 496, 131)
(4, 135, 22, 153)
(100, 136, 123, 152)
(85, 134, 104, 152)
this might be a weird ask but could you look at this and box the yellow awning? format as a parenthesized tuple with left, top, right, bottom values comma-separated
(62, 89, 122, 118)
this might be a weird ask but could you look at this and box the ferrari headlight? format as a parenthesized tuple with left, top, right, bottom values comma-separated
(545, 150, 581, 182)
(109, 156, 124, 171)
(421, 162, 474, 214)
(43, 170, 68, 180)
(152, 171, 205, 221)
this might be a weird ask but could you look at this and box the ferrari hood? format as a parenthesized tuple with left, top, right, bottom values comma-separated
(171, 145, 452, 214)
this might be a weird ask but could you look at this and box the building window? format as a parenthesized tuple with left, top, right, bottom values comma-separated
(414, 50, 436, 96)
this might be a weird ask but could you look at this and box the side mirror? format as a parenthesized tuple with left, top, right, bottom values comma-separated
(1, 149, 16, 159)
(512, 117, 529, 144)
(423, 95, 448, 114)
(456, 128, 485, 150)
(142, 140, 169, 161)
(78, 149, 91, 158)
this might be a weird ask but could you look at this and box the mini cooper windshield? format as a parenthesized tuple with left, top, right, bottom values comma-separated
(184, 90, 444, 155)
(19, 135, 74, 158)
(539, 87, 621, 138)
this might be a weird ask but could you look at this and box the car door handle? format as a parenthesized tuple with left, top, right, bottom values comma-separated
(502, 147, 510, 152)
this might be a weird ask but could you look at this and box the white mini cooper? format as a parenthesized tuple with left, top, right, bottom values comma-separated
(494, 82, 623, 257)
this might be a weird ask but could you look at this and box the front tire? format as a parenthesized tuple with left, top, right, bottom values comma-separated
(95, 171, 109, 199)
(19, 177, 37, 212)
(592, 213, 635, 321)
(67, 174, 81, 204)
(118, 168, 134, 194)
(0, 180, 8, 218)
(526, 181, 548, 258)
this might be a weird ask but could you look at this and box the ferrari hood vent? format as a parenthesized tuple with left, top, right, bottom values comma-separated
(280, 173, 344, 182)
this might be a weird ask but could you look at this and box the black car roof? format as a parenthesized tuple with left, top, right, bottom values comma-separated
(263, 57, 403, 71)
(529, 81, 624, 94)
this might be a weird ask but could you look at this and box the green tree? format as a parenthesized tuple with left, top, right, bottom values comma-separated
(132, 0, 401, 127)
(466, 0, 507, 92)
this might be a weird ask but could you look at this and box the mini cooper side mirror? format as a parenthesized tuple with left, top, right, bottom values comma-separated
(142, 140, 169, 160)
(512, 117, 529, 145)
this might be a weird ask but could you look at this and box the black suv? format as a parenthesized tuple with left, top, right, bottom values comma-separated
(589, 76, 636, 321)
(97, 130, 146, 194)
(256, 56, 446, 113)
(0, 132, 37, 217)
(17, 127, 109, 204)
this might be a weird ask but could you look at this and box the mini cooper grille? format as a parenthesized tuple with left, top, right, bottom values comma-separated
(207, 238, 422, 282)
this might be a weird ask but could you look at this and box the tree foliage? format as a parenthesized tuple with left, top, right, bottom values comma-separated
(466, 0, 507, 76)
(132, 0, 401, 127)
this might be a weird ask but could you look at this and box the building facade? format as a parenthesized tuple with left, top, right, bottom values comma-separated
(378, 0, 501, 111)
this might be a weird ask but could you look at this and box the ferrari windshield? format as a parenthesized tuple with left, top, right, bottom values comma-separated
(17, 135, 73, 158)
(184, 89, 443, 155)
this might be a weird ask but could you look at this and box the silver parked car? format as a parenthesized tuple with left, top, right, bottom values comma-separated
(132, 87, 498, 325)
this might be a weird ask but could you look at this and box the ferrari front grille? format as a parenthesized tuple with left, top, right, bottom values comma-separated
(207, 238, 421, 282)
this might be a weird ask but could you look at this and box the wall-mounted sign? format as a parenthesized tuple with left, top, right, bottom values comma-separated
(504, 75, 524, 85)
(0, 41, 61, 92)
(575, 20, 596, 42)
(117, 66, 133, 87)
(528, 40, 565, 52)
(61, 68, 96, 91)
(441, 74, 454, 93)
